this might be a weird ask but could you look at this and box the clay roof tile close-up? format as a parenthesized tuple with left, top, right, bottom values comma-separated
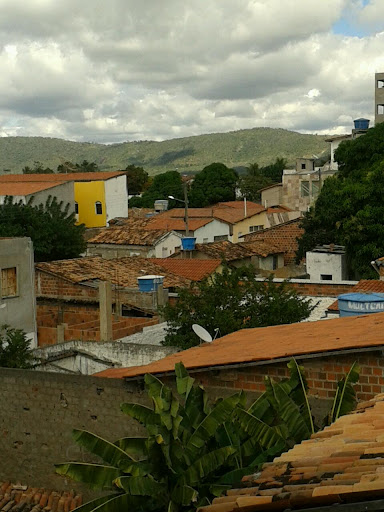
(151, 258, 221, 281)
(0, 483, 82, 512)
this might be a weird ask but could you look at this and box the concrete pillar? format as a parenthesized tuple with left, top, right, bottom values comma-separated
(99, 281, 113, 342)
(57, 324, 66, 343)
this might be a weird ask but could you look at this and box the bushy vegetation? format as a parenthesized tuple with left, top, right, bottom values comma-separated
(296, 122, 384, 278)
(0, 325, 35, 369)
(0, 196, 86, 261)
(0, 128, 328, 176)
(161, 264, 313, 350)
(237, 158, 287, 201)
(56, 360, 359, 512)
(188, 163, 238, 207)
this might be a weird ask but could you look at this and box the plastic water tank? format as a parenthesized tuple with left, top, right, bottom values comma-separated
(181, 237, 196, 251)
(137, 275, 164, 292)
(338, 292, 384, 317)
(353, 118, 370, 131)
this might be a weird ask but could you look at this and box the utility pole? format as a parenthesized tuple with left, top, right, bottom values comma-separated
(183, 181, 189, 236)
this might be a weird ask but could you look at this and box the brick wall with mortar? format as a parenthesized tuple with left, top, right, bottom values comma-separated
(0, 368, 148, 496)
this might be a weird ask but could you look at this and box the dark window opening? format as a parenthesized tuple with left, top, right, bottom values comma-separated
(95, 201, 103, 215)
(75, 202, 79, 214)
(272, 255, 278, 270)
(321, 274, 332, 281)
(301, 163, 306, 169)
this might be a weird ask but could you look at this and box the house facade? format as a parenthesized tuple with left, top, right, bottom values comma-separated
(0, 180, 75, 211)
(0, 237, 37, 346)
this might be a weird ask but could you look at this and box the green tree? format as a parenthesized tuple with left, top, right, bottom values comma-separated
(0, 196, 86, 261)
(129, 171, 184, 208)
(161, 264, 313, 350)
(296, 123, 384, 278)
(0, 325, 35, 368)
(124, 165, 149, 195)
(188, 163, 238, 207)
(56, 360, 359, 512)
(23, 161, 54, 174)
(75, 160, 99, 173)
(237, 158, 287, 202)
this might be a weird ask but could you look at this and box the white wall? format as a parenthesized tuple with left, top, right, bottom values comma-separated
(194, 219, 230, 243)
(154, 232, 182, 258)
(306, 251, 347, 281)
(105, 175, 128, 222)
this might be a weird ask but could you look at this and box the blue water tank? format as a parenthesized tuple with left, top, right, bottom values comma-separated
(338, 292, 384, 317)
(137, 275, 164, 292)
(353, 118, 370, 130)
(181, 237, 196, 251)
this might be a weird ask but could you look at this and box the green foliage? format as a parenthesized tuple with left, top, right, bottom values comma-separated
(161, 264, 313, 350)
(56, 361, 359, 512)
(124, 165, 149, 195)
(57, 160, 100, 173)
(0, 196, 86, 261)
(0, 129, 328, 176)
(188, 163, 238, 207)
(237, 158, 286, 202)
(23, 161, 54, 174)
(0, 325, 35, 369)
(296, 123, 384, 278)
(129, 171, 183, 208)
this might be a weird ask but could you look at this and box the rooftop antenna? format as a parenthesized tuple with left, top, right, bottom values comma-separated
(192, 323, 213, 343)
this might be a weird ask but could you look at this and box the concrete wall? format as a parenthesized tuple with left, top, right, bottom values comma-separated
(306, 251, 347, 281)
(375, 72, 384, 125)
(194, 219, 230, 244)
(261, 185, 282, 208)
(154, 232, 182, 258)
(105, 175, 128, 223)
(87, 243, 152, 259)
(0, 237, 37, 346)
(29, 182, 75, 213)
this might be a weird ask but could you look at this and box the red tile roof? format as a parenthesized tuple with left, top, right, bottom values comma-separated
(328, 280, 384, 312)
(0, 172, 125, 182)
(150, 258, 221, 281)
(0, 182, 66, 196)
(0, 482, 82, 511)
(95, 311, 384, 379)
(88, 225, 171, 246)
(199, 393, 384, 512)
(146, 217, 213, 231)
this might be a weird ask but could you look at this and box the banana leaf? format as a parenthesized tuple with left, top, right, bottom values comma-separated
(175, 362, 195, 400)
(114, 437, 148, 461)
(55, 462, 121, 490)
(114, 475, 166, 497)
(120, 403, 160, 426)
(235, 408, 284, 449)
(179, 446, 236, 486)
(330, 361, 360, 423)
(187, 394, 241, 451)
(171, 484, 198, 506)
(71, 430, 133, 467)
(145, 373, 173, 413)
(72, 493, 149, 512)
(182, 385, 210, 432)
(286, 359, 314, 434)
(270, 380, 312, 443)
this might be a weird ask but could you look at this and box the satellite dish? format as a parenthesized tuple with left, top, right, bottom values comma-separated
(192, 323, 212, 343)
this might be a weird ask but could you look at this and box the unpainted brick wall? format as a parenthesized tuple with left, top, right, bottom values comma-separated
(0, 369, 148, 496)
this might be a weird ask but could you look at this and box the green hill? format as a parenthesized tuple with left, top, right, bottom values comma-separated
(0, 128, 330, 176)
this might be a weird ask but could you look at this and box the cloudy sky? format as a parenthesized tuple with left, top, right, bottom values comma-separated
(0, 0, 383, 143)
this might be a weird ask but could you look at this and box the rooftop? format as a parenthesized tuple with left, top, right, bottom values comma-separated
(146, 216, 213, 231)
(95, 311, 384, 379)
(150, 258, 221, 281)
(36, 256, 191, 289)
(0, 181, 67, 196)
(199, 393, 384, 512)
(0, 482, 82, 512)
(87, 224, 173, 246)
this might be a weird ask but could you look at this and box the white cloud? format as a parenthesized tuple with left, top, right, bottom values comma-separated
(0, 0, 382, 143)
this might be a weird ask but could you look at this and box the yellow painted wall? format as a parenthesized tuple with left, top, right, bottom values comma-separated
(233, 212, 268, 242)
(75, 181, 107, 228)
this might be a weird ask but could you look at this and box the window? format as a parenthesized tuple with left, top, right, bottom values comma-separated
(301, 181, 310, 197)
(321, 274, 332, 281)
(203, 238, 208, 243)
(249, 225, 263, 233)
(378, 80, 384, 88)
(301, 163, 306, 170)
(312, 181, 320, 196)
(95, 201, 103, 215)
(214, 235, 228, 242)
(75, 202, 79, 214)
(378, 104, 384, 115)
(1, 267, 17, 297)
(272, 255, 279, 270)
(162, 247, 168, 257)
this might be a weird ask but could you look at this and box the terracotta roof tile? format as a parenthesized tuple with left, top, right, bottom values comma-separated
(150, 258, 221, 281)
(239, 241, 283, 257)
(0, 483, 81, 512)
(88, 224, 173, 246)
(146, 217, 213, 231)
(328, 280, 384, 312)
(0, 182, 66, 196)
(174, 241, 255, 261)
(0, 172, 125, 182)
(95, 311, 384, 379)
(36, 256, 191, 289)
(198, 394, 384, 512)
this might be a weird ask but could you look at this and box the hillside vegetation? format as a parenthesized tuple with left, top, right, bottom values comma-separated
(0, 128, 329, 176)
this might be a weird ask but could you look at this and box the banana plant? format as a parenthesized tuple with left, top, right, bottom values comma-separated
(56, 359, 360, 512)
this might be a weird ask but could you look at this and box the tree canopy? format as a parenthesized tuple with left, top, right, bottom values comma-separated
(0, 325, 35, 369)
(161, 264, 313, 350)
(188, 163, 238, 207)
(57, 160, 99, 173)
(129, 170, 184, 208)
(23, 161, 54, 174)
(237, 158, 286, 202)
(296, 123, 384, 278)
(0, 196, 86, 261)
(124, 164, 149, 195)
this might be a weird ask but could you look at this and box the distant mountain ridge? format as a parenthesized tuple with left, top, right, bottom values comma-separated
(0, 128, 330, 176)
